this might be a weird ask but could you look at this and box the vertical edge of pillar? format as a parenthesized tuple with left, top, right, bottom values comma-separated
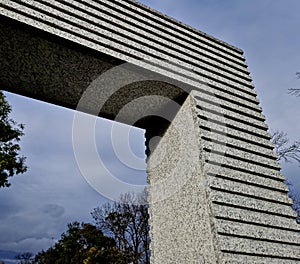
(147, 94, 219, 263)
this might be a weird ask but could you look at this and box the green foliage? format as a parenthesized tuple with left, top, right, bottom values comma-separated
(0, 91, 27, 188)
(32, 222, 127, 264)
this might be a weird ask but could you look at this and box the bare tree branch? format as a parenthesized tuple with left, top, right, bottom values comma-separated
(288, 72, 300, 96)
(91, 190, 150, 264)
(271, 131, 300, 223)
(288, 88, 300, 97)
(271, 131, 300, 165)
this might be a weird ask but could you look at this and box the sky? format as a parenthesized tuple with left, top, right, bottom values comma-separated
(1, 0, 300, 260)
(0, 94, 147, 256)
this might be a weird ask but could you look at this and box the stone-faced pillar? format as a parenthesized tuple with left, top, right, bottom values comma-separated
(148, 89, 300, 263)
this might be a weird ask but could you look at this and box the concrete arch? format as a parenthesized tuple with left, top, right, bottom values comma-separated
(1, 1, 300, 263)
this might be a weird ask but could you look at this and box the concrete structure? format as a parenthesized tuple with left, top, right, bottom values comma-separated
(0, 0, 299, 263)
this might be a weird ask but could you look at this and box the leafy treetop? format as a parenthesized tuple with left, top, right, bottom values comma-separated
(0, 91, 27, 188)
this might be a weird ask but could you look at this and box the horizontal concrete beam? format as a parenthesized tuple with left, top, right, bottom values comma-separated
(0, 16, 188, 129)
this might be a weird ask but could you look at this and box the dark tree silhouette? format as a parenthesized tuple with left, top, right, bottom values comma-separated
(32, 222, 127, 264)
(0, 91, 27, 188)
(91, 191, 150, 264)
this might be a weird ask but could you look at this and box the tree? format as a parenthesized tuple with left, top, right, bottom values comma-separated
(16, 252, 34, 264)
(271, 131, 300, 222)
(91, 191, 150, 264)
(0, 91, 27, 188)
(32, 222, 127, 264)
(271, 131, 300, 165)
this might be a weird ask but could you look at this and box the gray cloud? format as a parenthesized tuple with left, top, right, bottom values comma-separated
(41, 204, 65, 218)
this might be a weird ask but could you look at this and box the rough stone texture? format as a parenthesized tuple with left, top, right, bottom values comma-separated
(148, 88, 300, 263)
(0, 16, 188, 126)
(0, 0, 260, 107)
(147, 94, 218, 263)
(1, 0, 300, 263)
(0, 15, 121, 113)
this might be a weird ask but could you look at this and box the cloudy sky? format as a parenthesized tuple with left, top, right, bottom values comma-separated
(1, 0, 300, 259)
(0, 93, 147, 256)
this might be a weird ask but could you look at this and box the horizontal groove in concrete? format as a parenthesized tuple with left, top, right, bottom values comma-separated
(206, 169, 288, 193)
(193, 89, 262, 114)
(206, 155, 283, 181)
(203, 85, 260, 108)
(52, 0, 253, 83)
(204, 148, 280, 171)
(219, 236, 300, 259)
(201, 135, 277, 161)
(210, 191, 296, 217)
(18, 0, 256, 93)
(207, 176, 290, 204)
(206, 160, 284, 183)
(194, 93, 265, 121)
(216, 219, 300, 245)
(197, 113, 270, 139)
(119, 0, 245, 58)
(199, 124, 274, 151)
(210, 186, 291, 208)
(213, 204, 298, 232)
(196, 103, 268, 131)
